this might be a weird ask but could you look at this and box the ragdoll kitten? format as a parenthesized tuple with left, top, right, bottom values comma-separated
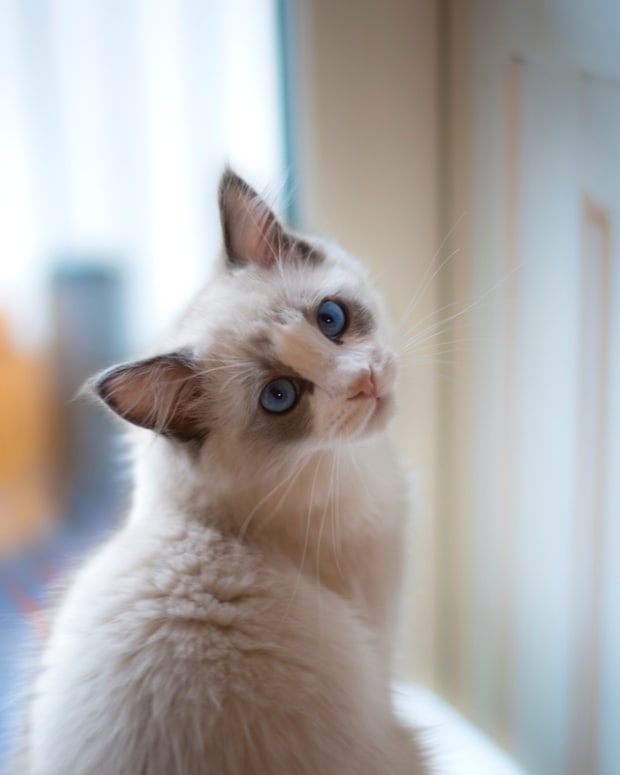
(25, 171, 428, 774)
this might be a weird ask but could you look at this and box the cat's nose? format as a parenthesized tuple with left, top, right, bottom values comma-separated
(348, 369, 376, 399)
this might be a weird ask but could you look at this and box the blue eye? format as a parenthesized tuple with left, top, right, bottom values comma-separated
(259, 378, 299, 414)
(317, 300, 347, 339)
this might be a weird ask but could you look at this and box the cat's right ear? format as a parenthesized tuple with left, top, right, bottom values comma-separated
(92, 353, 206, 442)
(218, 169, 290, 269)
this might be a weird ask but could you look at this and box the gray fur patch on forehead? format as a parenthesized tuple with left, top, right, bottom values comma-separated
(264, 236, 325, 268)
(293, 239, 325, 265)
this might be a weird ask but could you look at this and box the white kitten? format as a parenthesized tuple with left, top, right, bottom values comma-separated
(25, 171, 429, 774)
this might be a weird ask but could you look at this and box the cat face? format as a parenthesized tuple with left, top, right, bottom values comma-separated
(95, 171, 397, 468)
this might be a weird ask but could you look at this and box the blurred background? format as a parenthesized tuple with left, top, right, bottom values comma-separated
(0, 1, 618, 773)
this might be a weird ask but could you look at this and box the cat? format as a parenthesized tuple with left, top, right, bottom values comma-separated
(24, 170, 429, 774)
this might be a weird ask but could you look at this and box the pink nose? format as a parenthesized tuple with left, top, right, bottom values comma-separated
(349, 369, 376, 399)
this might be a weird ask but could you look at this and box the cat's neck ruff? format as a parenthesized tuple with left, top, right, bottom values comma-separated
(130, 429, 407, 547)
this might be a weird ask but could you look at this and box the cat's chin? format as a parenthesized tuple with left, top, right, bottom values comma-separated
(351, 391, 396, 439)
(368, 392, 396, 432)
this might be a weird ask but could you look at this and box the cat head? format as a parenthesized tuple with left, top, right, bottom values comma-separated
(94, 171, 398, 475)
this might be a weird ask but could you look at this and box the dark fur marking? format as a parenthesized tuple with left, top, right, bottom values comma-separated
(244, 354, 315, 442)
(343, 297, 376, 337)
(304, 295, 376, 342)
(293, 239, 325, 265)
(250, 387, 313, 443)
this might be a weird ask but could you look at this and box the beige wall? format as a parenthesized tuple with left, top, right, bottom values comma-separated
(290, 0, 440, 684)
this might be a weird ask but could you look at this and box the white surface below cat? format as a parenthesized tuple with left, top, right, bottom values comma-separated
(394, 684, 526, 774)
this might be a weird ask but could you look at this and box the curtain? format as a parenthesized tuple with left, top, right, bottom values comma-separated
(0, 0, 285, 350)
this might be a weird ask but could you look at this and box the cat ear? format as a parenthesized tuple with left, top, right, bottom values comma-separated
(218, 169, 289, 269)
(94, 353, 206, 441)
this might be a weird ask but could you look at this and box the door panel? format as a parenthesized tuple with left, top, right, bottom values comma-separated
(446, 3, 620, 773)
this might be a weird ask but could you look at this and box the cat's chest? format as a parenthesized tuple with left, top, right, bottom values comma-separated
(263, 482, 406, 621)
(236, 440, 410, 627)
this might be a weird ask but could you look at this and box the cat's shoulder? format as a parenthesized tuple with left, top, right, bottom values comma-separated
(65, 518, 268, 608)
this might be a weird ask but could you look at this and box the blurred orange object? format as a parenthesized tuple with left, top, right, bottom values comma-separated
(0, 314, 58, 555)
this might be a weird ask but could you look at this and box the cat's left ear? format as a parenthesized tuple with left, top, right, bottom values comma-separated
(93, 352, 206, 442)
(218, 169, 291, 269)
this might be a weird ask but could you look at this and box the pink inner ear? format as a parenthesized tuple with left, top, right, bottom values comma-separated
(95, 354, 205, 441)
(236, 205, 281, 268)
(220, 171, 286, 269)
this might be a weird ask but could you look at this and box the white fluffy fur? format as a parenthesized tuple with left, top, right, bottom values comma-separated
(24, 176, 429, 774)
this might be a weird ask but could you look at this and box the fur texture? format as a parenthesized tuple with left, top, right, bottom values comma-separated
(25, 171, 429, 774)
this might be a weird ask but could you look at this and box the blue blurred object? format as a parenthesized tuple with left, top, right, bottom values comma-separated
(0, 261, 129, 769)
(50, 260, 127, 526)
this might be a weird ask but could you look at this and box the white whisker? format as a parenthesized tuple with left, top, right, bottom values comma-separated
(398, 271, 519, 357)
(398, 212, 465, 331)
(277, 454, 323, 632)
(238, 464, 300, 539)
(331, 448, 345, 583)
